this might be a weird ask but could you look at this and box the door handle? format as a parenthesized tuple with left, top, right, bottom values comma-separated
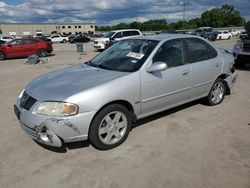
(182, 70, 191, 75)
(215, 63, 219, 67)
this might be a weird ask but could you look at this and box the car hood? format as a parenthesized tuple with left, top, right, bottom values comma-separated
(25, 64, 129, 101)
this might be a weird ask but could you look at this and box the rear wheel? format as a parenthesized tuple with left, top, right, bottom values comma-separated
(62, 39, 67, 43)
(205, 78, 226, 106)
(0, 52, 5, 60)
(228, 35, 231, 40)
(89, 104, 132, 150)
(37, 49, 47, 57)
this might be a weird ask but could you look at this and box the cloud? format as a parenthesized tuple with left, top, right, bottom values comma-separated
(0, 0, 249, 25)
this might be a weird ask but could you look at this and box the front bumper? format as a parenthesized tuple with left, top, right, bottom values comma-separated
(14, 98, 96, 147)
(93, 42, 105, 49)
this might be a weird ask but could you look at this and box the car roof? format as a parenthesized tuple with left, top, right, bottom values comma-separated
(112, 29, 140, 32)
(130, 33, 203, 41)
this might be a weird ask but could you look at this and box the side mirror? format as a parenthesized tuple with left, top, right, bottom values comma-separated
(147, 62, 167, 73)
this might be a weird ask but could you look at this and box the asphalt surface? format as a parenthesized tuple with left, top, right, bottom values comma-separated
(0, 38, 249, 188)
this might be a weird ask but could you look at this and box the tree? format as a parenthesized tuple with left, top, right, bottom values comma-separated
(201, 4, 244, 27)
(244, 21, 250, 36)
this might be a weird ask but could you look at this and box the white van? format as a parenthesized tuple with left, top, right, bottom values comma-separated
(93, 29, 142, 50)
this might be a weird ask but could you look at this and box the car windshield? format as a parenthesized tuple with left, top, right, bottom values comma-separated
(104, 32, 115, 38)
(87, 39, 159, 72)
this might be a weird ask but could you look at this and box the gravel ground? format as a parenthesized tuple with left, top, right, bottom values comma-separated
(0, 38, 249, 188)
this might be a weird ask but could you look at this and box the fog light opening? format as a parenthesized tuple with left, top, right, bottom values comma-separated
(38, 127, 53, 143)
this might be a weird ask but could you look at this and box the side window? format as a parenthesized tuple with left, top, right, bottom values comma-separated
(24, 40, 37, 44)
(9, 40, 23, 46)
(114, 32, 123, 38)
(131, 31, 140, 36)
(123, 31, 131, 37)
(186, 38, 217, 63)
(153, 39, 185, 68)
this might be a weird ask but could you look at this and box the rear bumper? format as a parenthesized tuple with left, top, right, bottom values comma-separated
(225, 71, 237, 89)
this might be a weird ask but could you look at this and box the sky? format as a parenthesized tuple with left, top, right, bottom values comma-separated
(0, 0, 249, 25)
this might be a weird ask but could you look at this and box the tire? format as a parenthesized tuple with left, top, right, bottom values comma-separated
(205, 78, 226, 106)
(228, 36, 231, 40)
(37, 49, 48, 57)
(62, 39, 66, 43)
(0, 52, 5, 61)
(89, 104, 132, 150)
(219, 36, 222, 40)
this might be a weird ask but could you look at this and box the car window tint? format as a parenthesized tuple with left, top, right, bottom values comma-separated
(153, 39, 185, 68)
(186, 38, 217, 63)
(131, 31, 140, 35)
(123, 31, 131, 37)
(114, 32, 122, 38)
(9, 40, 24, 45)
(23, 40, 37, 44)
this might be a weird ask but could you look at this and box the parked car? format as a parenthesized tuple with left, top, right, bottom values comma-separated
(93, 29, 142, 50)
(14, 35, 237, 150)
(0, 35, 14, 42)
(240, 31, 248, 39)
(0, 40, 5, 45)
(216, 31, 232, 40)
(233, 36, 250, 67)
(70, 35, 91, 43)
(230, 29, 241, 36)
(0, 38, 53, 60)
(49, 34, 68, 43)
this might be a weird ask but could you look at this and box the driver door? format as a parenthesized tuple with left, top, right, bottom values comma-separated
(5, 39, 25, 57)
(140, 39, 192, 116)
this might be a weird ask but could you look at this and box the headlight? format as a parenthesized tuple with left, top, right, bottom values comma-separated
(36, 102, 78, 116)
(18, 89, 25, 99)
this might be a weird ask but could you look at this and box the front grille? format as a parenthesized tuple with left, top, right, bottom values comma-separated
(94, 41, 98, 44)
(243, 43, 250, 52)
(20, 122, 38, 138)
(20, 91, 37, 110)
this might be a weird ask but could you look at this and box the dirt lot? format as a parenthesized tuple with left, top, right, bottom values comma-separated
(0, 38, 250, 188)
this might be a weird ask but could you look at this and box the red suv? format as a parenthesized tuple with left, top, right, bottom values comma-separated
(0, 38, 53, 60)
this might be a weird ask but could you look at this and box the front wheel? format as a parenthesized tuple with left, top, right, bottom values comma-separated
(37, 49, 48, 57)
(89, 104, 132, 150)
(206, 78, 226, 106)
(0, 52, 5, 60)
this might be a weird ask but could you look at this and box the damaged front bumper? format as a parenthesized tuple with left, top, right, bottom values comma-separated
(14, 101, 96, 147)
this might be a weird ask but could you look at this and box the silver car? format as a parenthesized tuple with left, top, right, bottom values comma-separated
(14, 34, 237, 150)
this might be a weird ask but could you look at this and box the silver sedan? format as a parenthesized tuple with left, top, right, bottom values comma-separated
(14, 34, 237, 150)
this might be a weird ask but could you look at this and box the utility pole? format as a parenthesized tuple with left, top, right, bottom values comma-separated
(181, 1, 187, 30)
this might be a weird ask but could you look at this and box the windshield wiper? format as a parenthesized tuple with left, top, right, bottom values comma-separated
(86, 61, 111, 70)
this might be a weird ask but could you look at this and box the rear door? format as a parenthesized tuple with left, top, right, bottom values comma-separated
(22, 39, 39, 55)
(185, 38, 221, 100)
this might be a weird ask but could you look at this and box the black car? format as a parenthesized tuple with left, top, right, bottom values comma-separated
(70, 35, 90, 43)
